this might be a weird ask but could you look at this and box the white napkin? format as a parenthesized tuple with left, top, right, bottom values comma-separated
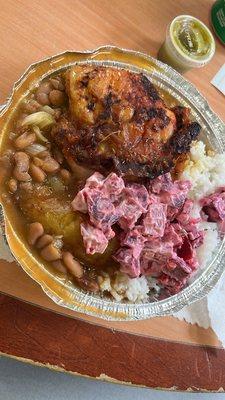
(174, 296, 210, 330)
(174, 275, 225, 347)
(211, 63, 225, 96)
(0, 230, 224, 346)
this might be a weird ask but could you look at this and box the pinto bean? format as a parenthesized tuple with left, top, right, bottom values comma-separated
(0, 149, 14, 165)
(36, 82, 52, 95)
(78, 277, 99, 293)
(60, 169, 71, 183)
(14, 132, 36, 149)
(62, 251, 83, 279)
(13, 152, 31, 182)
(36, 92, 50, 106)
(8, 178, 17, 193)
(36, 234, 53, 249)
(9, 132, 18, 141)
(40, 243, 61, 261)
(33, 157, 43, 167)
(19, 182, 33, 191)
(0, 150, 14, 178)
(49, 90, 66, 106)
(52, 260, 67, 274)
(29, 163, 46, 183)
(50, 78, 65, 91)
(41, 157, 60, 173)
(28, 222, 44, 245)
(23, 100, 41, 114)
(36, 150, 51, 159)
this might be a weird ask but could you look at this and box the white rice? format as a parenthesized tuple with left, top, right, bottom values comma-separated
(180, 140, 225, 200)
(196, 221, 219, 271)
(98, 140, 224, 302)
(181, 140, 222, 280)
(98, 272, 151, 302)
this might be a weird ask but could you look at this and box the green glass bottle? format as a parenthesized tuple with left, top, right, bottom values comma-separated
(211, 0, 225, 45)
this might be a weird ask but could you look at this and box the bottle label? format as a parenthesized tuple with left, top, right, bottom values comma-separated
(211, 0, 225, 44)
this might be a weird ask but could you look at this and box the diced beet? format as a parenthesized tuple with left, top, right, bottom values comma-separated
(102, 172, 125, 200)
(113, 247, 141, 278)
(214, 194, 225, 220)
(121, 227, 146, 258)
(87, 192, 119, 228)
(175, 180, 192, 192)
(202, 206, 220, 222)
(72, 171, 207, 296)
(200, 188, 225, 224)
(157, 253, 193, 295)
(162, 255, 192, 280)
(86, 172, 105, 188)
(185, 222, 204, 248)
(177, 237, 193, 261)
(140, 238, 174, 276)
(117, 197, 143, 230)
(164, 223, 183, 247)
(103, 226, 115, 240)
(167, 190, 187, 213)
(71, 189, 88, 213)
(142, 203, 167, 237)
(80, 223, 108, 254)
(186, 253, 199, 270)
(151, 173, 192, 221)
(151, 173, 173, 194)
(116, 183, 150, 230)
(125, 183, 150, 211)
(148, 193, 160, 204)
(167, 206, 180, 220)
(158, 274, 186, 295)
(176, 199, 194, 225)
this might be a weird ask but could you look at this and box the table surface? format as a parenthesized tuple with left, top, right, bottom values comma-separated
(0, 0, 225, 394)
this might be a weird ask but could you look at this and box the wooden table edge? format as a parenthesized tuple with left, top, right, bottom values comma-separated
(0, 292, 225, 392)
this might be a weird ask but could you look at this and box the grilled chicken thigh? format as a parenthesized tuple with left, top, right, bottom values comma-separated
(52, 65, 201, 179)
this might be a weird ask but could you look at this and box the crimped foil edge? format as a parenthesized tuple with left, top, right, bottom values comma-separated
(0, 46, 225, 321)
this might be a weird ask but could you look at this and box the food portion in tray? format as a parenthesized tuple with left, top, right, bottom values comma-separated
(1, 65, 225, 303)
(54, 65, 200, 179)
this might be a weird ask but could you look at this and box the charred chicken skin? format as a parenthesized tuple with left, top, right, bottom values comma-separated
(52, 65, 201, 179)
